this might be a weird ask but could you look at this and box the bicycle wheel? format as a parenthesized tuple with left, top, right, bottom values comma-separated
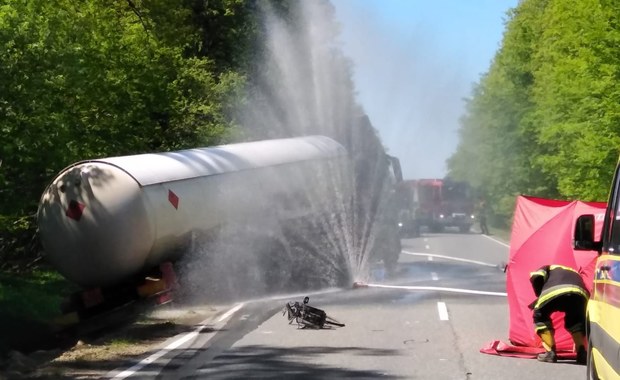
(299, 310, 324, 329)
(298, 318, 321, 329)
(324, 315, 345, 327)
(285, 303, 295, 323)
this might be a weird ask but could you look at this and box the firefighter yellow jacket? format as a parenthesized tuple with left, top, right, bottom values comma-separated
(529, 265, 589, 310)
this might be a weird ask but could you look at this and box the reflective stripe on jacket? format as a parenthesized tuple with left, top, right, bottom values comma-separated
(529, 265, 589, 310)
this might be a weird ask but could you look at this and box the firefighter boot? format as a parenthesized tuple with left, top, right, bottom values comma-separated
(537, 329, 557, 363)
(571, 331, 587, 365)
(537, 350, 558, 363)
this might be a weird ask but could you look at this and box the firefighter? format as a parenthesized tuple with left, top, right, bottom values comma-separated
(476, 198, 489, 235)
(528, 265, 589, 364)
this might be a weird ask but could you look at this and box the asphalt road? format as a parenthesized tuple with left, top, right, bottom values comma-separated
(105, 231, 588, 380)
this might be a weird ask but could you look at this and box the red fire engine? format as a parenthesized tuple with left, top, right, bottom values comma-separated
(397, 178, 476, 235)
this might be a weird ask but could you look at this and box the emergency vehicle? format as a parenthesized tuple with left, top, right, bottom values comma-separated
(573, 162, 620, 379)
(397, 178, 475, 235)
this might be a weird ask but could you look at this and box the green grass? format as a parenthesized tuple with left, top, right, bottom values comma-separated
(489, 225, 511, 243)
(106, 337, 136, 348)
(0, 268, 77, 354)
(0, 269, 76, 322)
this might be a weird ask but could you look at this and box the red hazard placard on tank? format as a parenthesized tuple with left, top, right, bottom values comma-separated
(66, 199, 85, 221)
(168, 189, 179, 209)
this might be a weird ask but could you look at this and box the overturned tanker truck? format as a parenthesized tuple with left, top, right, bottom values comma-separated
(37, 135, 402, 324)
(38, 135, 396, 325)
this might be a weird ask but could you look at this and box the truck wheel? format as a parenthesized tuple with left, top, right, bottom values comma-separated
(384, 252, 400, 277)
(430, 224, 443, 233)
(384, 234, 401, 276)
(459, 225, 471, 233)
(412, 223, 421, 237)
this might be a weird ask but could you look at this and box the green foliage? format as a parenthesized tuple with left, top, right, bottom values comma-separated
(0, 0, 254, 217)
(0, 214, 39, 269)
(448, 0, 620, 223)
(0, 269, 75, 355)
(0, 0, 262, 269)
(530, 0, 620, 200)
(0, 269, 74, 321)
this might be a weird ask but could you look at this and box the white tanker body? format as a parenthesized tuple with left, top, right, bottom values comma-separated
(37, 135, 350, 290)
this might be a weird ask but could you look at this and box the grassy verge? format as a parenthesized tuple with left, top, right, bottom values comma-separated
(0, 268, 77, 355)
(488, 225, 511, 243)
(0, 269, 73, 320)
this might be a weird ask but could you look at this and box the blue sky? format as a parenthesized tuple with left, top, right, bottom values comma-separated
(332, 0, 519, 179)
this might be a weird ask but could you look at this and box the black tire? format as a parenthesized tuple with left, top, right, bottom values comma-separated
(430, 224, 443, 233)
(384, 235, 401, 276)
(299, 318, 322, 329)
(413, 224, 421, 237)
(301, 307, 326, 329)
(324, 315, 345, 327)
(285, 303, 298, 323)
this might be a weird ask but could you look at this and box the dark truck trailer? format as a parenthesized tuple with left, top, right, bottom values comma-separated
(367, 154, 403, 275)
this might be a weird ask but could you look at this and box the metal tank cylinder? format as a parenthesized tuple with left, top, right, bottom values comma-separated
(37, 164, 155, 287)
(37, 136, 349, 289)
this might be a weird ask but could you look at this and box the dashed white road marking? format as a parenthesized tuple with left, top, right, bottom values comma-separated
(437, 302, 449, 321)
(403, 250, 497, 268)
(431, 272, 439, 281)
(365, 283, 507, 297)
(110, 303, 244, 379)
(425, 244, 431, 250)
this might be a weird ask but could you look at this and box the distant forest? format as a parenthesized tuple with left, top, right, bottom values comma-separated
(448, 0, 620, 219)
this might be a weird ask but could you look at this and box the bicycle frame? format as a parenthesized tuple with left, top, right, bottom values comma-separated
(283, 297, 342, 329)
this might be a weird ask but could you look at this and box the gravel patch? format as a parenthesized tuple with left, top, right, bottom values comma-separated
(1, 304, 220, 379)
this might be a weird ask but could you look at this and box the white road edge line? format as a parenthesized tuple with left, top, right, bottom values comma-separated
(109, 303, 244, 379)
(217, 303, 244, 322)
(482, 234, 510, 248)
(403, 250, 498, 268)
(437, 302, 449, 321)
(365, 283, 507, 297)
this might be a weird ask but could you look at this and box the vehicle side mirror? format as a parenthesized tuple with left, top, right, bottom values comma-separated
(573, 214, 599, 251)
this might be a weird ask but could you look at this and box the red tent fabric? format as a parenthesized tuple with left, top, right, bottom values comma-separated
(505, 195, 606, 352)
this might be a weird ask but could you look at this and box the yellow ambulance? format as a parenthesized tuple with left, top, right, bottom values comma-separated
(574, 164, 620, 379)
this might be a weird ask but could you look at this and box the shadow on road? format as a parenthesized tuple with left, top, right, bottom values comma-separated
(175, 344, 405, 379)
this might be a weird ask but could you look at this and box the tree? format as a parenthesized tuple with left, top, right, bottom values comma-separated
(0, 0, 251, 215)
(530, 0, 620, 200)
(448, 0, 620, 223)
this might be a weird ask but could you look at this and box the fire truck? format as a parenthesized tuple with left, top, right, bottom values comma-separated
(397, 178, 476, 235)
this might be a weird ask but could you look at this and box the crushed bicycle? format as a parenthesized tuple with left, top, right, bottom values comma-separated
(283, 296, 345, 329)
